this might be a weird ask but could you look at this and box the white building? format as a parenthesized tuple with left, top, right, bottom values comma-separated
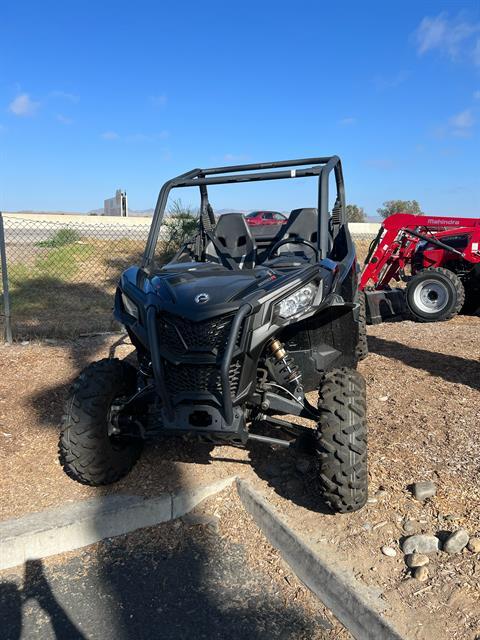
(104, 189, 128, 216)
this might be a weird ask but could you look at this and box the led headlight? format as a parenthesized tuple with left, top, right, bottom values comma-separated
(121, 292, 139, 319)
(275, 282, 319, 319)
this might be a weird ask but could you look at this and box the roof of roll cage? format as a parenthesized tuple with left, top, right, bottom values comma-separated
(168, 157, 339, 187)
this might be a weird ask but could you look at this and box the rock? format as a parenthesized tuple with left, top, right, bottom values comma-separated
(21, 340, 29, 346)
(367, 497, 378, 504)
(413, 566, 429, 582)
(381, 545, 397, 557)
(403, 519, 420, 534)
(375, 489, 388, 499)
(362, 523, 373, 532)
(443, 529, 469, 554)
(378, 395, 389, 402)
(467, 538, 480, 553)
(405, 553, 429, 568)
(402, 534, 440, 555)
(295, 458, 310, 475)
(412, 481, 436, 501)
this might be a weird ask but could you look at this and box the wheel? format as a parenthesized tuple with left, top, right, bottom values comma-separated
(59, 358, 143, 486)
(406, 267, 464, 322)
(314, 368, 368, 513)
(355, 291, 368, 361)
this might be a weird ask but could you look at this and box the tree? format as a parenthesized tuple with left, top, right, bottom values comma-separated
(377, 200, 424, 219)
(161, 199, 200, 261)
(345, 204, 366, 222)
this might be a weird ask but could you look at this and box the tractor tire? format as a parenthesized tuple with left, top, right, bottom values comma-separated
(314, 368, 368, 513)
(355, 291, 368, 361)
(406, 267, 465, 322)
(59, 358, 143, 486)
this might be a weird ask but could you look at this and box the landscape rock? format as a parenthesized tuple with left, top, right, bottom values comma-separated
(443, 529, 469, 554)
(366, 497, 378, 504)
(412, 481, 436, 501)
(381, 545, 397, 557)
(413, 566, 429, 581)
(467, 537, 480, 553)
(402, 534, 440, 555)
(405, 553, 429, 568)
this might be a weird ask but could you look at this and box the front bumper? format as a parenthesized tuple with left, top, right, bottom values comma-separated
(146, 304, 252, 436)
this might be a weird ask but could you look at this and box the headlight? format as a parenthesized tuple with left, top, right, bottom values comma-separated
(275, 282, 319, 319)
(121, 292, 139, 319)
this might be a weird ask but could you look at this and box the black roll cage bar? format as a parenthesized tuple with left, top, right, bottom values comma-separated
(142, 156, 346, 268)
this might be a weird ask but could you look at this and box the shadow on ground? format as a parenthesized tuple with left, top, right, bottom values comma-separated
(369, 335, 480, 391)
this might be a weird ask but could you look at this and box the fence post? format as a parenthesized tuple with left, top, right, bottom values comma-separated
(0, 212, 13, 343)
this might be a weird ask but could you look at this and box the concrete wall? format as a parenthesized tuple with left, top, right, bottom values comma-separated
(3, 213, 381, 234)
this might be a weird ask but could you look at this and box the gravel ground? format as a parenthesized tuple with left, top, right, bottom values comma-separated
(1, 316, 479, 639)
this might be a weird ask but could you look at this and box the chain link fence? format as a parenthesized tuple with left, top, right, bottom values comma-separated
(0, 213, 377, 341)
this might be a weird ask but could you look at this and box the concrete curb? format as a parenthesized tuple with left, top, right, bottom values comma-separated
(0, 477, 235, 571)
(236, 479, 405, 640)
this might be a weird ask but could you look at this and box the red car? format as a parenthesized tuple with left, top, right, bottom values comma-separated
(245, 210, 287, 226)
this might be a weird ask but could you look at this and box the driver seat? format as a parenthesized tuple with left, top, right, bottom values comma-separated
(207, 213, 256, 269)
(262, 208, 318, 267)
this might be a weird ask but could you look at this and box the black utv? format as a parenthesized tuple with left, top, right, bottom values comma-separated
(59, 156, 368, 513)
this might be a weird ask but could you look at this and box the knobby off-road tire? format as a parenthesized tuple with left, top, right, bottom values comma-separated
(59, 358, 143, 486)
(405, 267, 465, 322)
(314, 368, 368, 513)
(355, 291, 368, 361)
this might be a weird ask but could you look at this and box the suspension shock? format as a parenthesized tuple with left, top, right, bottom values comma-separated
(268, 338, 303, 397)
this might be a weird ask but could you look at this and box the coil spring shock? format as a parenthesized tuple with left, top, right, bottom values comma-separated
(268, 339, 303, 395)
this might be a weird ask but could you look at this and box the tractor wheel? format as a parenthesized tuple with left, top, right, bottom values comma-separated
(59, 358, 143, 486)
(314, 368, 368, 513)
(355, 291, 368, 361)
(406, 267, 465, 322)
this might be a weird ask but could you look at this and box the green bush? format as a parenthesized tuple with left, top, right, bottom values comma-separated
(38, 227, 83, 248)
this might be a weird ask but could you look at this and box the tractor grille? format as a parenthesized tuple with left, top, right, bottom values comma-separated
(158, 313, 235, 355)
(163, 360, 242, 397)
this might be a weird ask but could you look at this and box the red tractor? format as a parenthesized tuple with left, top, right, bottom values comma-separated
(360, 213, 480, 323)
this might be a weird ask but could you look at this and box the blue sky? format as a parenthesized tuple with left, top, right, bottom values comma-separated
(1, 0, 479, 216)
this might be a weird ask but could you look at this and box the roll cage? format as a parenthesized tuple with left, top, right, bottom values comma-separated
(142, 156, 346, 269)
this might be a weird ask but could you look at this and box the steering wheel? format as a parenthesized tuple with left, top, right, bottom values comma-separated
(267, 237, 319, 261)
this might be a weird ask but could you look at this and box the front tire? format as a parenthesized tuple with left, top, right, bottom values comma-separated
(314, 368, 368, 513)
(59, 358, 143, 486)
(406, 267, 464, 322)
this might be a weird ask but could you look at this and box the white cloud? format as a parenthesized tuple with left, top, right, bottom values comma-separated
(151, 94, 167, 107)
(50, 90, 79, 103)
(338, 117, 357, 126)
(9, 93, 40, 116)
(449, 108, 475, 137)
(101, 131, 120, 140)
(56, 114, 73, 125)
(450, 108, 475, 129)
(101, 130, 169, 142)
(414, 12, 480, 63)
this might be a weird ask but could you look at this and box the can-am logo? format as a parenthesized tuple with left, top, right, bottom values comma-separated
(194, 293, 210, 304)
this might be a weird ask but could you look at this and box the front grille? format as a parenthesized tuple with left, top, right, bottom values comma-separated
(163, 360, 242, 397)
(158, 313, 234, 355)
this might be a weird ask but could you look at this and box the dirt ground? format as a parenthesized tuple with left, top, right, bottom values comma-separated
(1, 316, 479, 639)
